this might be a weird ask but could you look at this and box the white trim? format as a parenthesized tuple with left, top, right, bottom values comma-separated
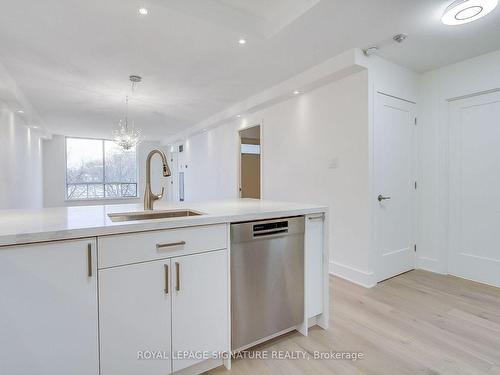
(447, 87, 500, 102)
(329, 261, 376, 288)
(448, 273, 500, 289)
(377, 91, 416, 104)
(460, 252, 500, 264)
(416, 256, 446, 274)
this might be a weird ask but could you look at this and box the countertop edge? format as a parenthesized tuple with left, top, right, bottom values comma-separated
(0, 206, 327, 247)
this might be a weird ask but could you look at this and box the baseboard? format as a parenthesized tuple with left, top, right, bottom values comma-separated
(330, 261, 376, 288)
(417, 256, 446, 274)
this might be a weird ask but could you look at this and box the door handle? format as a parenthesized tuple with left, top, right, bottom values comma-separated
(378, 194, 391, 202)
(175, 262, 180, 292)
(164, 264, 169, 294)
(87, 243, 92, 277)
(308, 214, 324, 221)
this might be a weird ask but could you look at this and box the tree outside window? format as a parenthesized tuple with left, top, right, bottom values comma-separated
(66, 138, 138, 200)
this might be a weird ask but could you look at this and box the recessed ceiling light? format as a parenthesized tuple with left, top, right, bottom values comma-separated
(293, 90, 300, 95)
(393, 33, 408, 43)
(17, 110, 24, 114)
(236, 114, 242, 118)
(442, 0, 498, 25)
(138, 7, 149, 15)
(238, 38, 247, 45)
(363, 46, 379, 56)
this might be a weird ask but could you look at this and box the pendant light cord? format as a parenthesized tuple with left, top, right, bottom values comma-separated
(124, 80, 136, 131)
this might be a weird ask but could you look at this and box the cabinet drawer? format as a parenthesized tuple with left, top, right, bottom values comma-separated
(98, 224, 227, 268)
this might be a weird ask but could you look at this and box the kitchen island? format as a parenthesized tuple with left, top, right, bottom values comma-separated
(0, 199, 328, 375)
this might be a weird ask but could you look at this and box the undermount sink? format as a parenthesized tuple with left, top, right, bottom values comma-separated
(108, 209, 204, 222)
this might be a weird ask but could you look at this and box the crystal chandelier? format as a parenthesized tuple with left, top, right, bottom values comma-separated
(113, 75, 143, 150)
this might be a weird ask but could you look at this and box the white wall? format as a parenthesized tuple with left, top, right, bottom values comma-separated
(418, 49, 500, 274)
(43, 135, 170, 207)
(177, 70, 371, 282)
(0, 102, 43, 209)
(180, 122, 240, 201)
(174, 55, 421, 287)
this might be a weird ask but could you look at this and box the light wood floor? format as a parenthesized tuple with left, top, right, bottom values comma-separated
(208, 270, 500, 375)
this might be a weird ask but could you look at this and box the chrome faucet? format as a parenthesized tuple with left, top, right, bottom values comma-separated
(144, 149, 171, 210)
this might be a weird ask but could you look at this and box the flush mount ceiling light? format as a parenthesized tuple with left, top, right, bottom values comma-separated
(238, 38, 247, 45)
(442, 0, 498, 25)
(138, 7, 149, 15)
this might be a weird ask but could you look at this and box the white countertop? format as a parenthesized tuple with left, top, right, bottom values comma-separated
(0, 199, 327, 247)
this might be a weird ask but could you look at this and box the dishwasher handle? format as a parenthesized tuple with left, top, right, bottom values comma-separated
(253, 229, 288, 238)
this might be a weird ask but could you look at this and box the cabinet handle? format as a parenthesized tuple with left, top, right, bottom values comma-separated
(156, 241, 186, 250)
(87, 243, 92, 277)
(308, 214, 324, 221)
(175, 262, 180, 292)
(164, 264, 169, 294)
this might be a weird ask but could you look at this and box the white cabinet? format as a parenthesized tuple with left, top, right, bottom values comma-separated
(0, 239, 99, 375)
(171, 249, 229, 372)
(98, 245, 229, 375)
(305, 214, 325, 318)
(98, 224, 227, 269)
(99, 259, 172, 375)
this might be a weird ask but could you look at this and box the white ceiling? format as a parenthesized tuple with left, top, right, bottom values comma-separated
(1, 0, 499, 140)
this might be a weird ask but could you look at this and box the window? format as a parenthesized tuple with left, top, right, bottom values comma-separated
(66, 137, 138, 200)
(240, 143, 261, 155)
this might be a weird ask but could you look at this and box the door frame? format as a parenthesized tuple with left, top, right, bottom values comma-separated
(237, 122, 263, 199)
(167, 145, 180, 202)
(372, 91, 418, 283)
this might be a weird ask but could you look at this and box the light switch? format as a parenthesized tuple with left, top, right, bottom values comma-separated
(328, 157, 339, 169)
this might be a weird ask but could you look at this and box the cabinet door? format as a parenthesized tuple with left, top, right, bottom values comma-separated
(99, 259, 172, 375)
(0, 239, 99, 375)
(305, 215, 324, 318)
(171, 249, 229, 372)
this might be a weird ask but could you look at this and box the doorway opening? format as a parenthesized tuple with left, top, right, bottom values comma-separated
(239, 125, 261, 199)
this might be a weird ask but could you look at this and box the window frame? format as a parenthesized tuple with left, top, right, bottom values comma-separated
(64, 136, 140, 202)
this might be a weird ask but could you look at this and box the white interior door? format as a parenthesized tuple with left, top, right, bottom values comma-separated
(374, 93, 416, 282)
(449, 91, 500, 287)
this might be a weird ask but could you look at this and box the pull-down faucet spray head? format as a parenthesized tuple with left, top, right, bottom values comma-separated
(162, 163, 171, 177)
(144, 148, 171, 210)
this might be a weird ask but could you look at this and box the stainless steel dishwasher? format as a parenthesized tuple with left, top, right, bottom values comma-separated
(231, 216, 304, 350)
